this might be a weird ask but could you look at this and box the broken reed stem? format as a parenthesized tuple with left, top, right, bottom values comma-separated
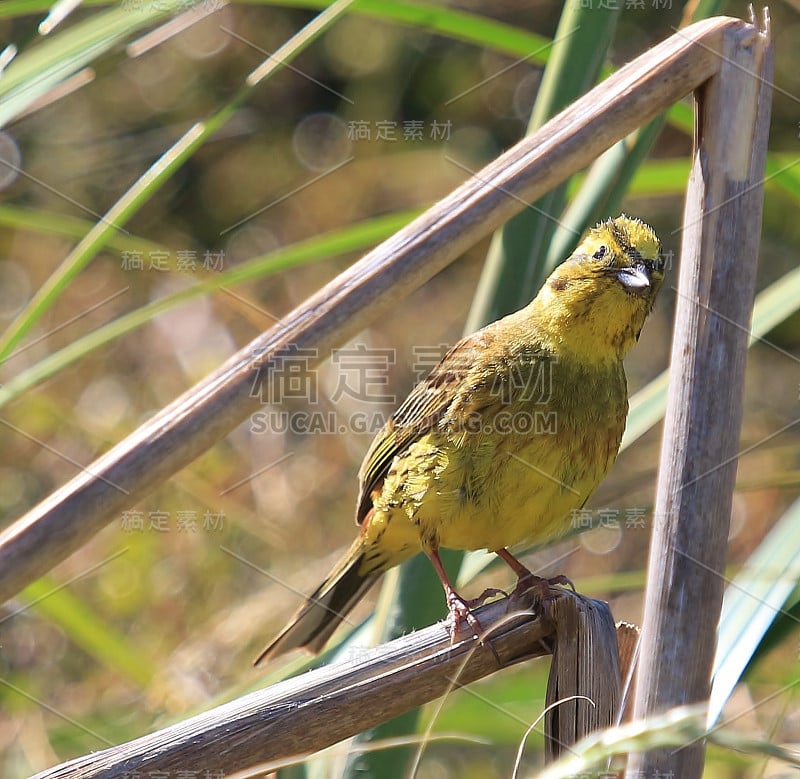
(627, 14, 773, 779)
(31, 594, 555, 778)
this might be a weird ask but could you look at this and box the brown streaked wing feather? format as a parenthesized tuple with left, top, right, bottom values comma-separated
(354, 331, 493, 524)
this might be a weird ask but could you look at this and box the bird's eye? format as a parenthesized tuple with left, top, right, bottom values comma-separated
(593, 246, 607, 261)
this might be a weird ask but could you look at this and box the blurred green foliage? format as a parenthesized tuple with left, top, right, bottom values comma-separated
(0, 2, 799, 778)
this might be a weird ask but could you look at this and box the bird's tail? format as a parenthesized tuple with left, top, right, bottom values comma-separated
(254, 538, 380, 665)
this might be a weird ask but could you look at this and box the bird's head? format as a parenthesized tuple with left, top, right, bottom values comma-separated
(534, 215, 664, 361)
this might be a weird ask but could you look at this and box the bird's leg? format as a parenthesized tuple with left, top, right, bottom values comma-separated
(426, 547, 494, 644)
(494, 548, 575, 617)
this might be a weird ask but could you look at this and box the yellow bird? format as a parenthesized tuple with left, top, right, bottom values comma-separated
(256, 215, 663, 664)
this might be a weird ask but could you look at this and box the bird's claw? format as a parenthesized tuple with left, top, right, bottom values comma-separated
(509, 573, 575, 621)
(465, 586, 507, 609)
(445, 592, 502, 665)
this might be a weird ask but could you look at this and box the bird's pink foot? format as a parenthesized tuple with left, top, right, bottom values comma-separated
(445, 590, 486, 642)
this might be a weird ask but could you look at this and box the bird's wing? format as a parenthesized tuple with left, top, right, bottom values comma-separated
(355, 328, 498, 525)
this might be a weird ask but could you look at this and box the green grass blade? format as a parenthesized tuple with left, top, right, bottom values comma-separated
(565, 152, 800, 210)
(535, 704, 800, 779)
(0, 2, 182, 127)
(740, 586, 800, 666)
(0, 204, 166, 254)
(708, 497, 800, 726)
(620, 157, 691, 197)
(589, 117, 668, 219)
(17, 577, 154, 688)
(0, 0, 50, 15)
(764, 154, 800, 203)
(533, 705, 707, 779)
(621, 372, 671, 452)
(255, 0, 554, 60)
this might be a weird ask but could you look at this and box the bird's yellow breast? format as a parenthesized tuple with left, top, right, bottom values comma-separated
(362, 358, 627, 566)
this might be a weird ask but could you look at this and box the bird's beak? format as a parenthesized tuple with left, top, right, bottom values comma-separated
(616, 263, 651, 292)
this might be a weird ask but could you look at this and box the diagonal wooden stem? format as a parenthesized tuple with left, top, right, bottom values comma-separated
(0, 18, 741, 605)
